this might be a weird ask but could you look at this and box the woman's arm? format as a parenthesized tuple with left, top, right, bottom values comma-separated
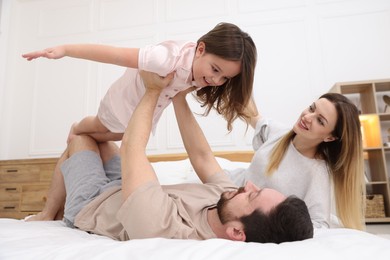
(22, 44, 139, 68)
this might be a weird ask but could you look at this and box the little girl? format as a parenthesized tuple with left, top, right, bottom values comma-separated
(22, 22, 257, 142)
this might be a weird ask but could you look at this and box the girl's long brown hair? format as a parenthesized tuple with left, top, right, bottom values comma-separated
(193, 22, 257, 131)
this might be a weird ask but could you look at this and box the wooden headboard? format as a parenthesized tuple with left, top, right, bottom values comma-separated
(147, 151, 254, 163)
(0, 150, 254, 219)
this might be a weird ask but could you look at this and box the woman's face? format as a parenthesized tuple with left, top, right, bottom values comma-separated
(293, 98, 338, 143)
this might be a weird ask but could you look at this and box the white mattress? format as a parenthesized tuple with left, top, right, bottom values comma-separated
(1, 218, 390, 260)
(1, 157, 389, 260)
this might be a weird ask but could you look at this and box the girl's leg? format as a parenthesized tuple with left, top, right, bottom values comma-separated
(76, 116, 109, 134)
(89, 132, 123, 142)
(68, 116, 123, 143)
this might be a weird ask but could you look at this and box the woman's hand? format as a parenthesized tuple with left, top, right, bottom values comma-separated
(22, 45, 66, 61)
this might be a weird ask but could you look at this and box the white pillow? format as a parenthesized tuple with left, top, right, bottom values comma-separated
(152, 157, 250, 185)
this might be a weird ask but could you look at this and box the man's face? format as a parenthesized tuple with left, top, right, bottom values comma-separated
(217, 181, 286, 224)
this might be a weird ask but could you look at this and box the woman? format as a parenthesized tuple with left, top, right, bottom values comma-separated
(227, 93, 365, 230)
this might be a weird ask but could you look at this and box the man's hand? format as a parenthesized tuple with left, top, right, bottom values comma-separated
(22, 46, 66, 61)
(139, 70, 175, 92)
(172, 86, 196, 100)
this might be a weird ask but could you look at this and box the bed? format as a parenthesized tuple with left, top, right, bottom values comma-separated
(1, 152, 390, 260)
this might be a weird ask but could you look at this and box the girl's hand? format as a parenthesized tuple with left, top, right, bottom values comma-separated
(22, 46, 66, 61)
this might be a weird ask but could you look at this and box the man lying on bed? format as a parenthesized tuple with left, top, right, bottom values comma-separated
(27, 71, 313, 244)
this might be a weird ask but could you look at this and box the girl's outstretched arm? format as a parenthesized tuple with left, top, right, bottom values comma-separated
(22, 44, 139, 68)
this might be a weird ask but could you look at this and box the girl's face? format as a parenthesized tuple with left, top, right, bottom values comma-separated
(293, 98, 338, 143)
(192, 42, 241, 88)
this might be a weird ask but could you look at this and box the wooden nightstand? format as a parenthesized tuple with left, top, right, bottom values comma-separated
(0, 158, 57, 219)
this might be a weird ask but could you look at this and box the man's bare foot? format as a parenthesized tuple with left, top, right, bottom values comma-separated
(24, 212, 54, 221)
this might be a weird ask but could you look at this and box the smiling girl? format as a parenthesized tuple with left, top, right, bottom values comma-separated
(22, 22, 257, 142)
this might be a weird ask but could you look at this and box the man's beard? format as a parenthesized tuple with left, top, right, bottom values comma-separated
(216, 187, 245, 224)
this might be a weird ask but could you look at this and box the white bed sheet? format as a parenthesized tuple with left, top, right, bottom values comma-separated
(1, 157, 390, 260)
(1, 219, 390, 260)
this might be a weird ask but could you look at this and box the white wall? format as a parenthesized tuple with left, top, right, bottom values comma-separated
(0, 0, 11, 159)
(1, 0, 390, 160)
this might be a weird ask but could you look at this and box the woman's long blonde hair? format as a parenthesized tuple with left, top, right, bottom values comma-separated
(266, 93, 365, 230)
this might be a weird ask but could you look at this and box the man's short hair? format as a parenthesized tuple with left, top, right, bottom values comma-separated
(240, 195, 314, 243)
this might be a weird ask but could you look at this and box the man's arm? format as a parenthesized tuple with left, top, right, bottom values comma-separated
(22, 44, 139, 68)
(120, 71, 173, 199)
(172, 92, 222, 183)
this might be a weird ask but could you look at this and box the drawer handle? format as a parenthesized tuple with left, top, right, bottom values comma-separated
(3, 206, 16, 210)
(6, 169, 18, 173)
(5, 187, 17, 191)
